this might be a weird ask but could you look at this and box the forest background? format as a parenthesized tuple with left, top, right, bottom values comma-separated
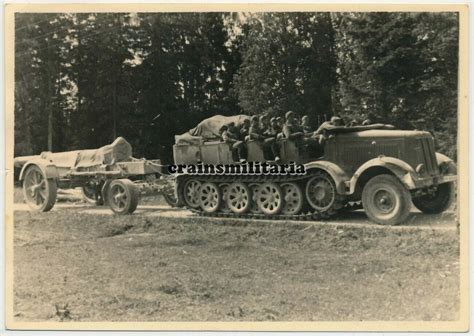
(14, 12, 459, 163)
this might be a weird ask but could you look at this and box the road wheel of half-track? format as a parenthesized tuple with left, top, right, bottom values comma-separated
(183, 179, 201, 208)
(227, 182, 251, 214)
(219, 183, 231, 213)
(362, 174, 411, 225)
(305, 171, 338, 214)
(248, 183, 262, 214)
(281, 182, 304, 215)
(257, 182, 283, 215)
(199, 182, 221, 213)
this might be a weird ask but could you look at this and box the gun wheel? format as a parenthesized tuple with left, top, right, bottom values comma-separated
(257, 182, 283, 215)
(199, 182, 221, 213)
(183, 179, 201, 208)
(281, 182, 304, 215)
(305, 172, 337, 212)
(22, 164, 57, 212)
(107, 179, 139, 215)
(163, 191, 180, 208)
(227, 182, 251, 214)
(81, 182, 105, 206)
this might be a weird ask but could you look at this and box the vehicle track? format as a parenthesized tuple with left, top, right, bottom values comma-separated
(13, 202, 458, 231)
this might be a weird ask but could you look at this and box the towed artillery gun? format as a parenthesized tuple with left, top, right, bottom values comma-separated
(173, 115, 457, 225)
(15, 137, 175, 214)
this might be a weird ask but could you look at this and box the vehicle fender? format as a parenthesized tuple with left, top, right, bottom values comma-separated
(436, 152, 457, 174)
(435, 152, 453, 165)
(304, 161, 350, 194)
(19, 159, 59, 181)
(349, 156, 415, 194)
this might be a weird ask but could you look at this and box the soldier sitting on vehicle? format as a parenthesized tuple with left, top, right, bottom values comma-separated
(249, 116, 280, 162)
(301, 115, 313, 135)
(311, 115, 345, 146)
(314, 115, 344, 135)
(269, 117, 282, 136)
(275, 117, 285, 139)
(259, 114, 271, 133)
(222, 122, 246, 162)
(283, 111, 322, 156)
(240, 118, 251, 139)
(346, 119, 358, 127)
(282, 111, 305, 140)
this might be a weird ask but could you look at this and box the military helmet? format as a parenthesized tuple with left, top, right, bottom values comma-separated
(285, 110, 295, 120)
(251, 115, 259, 122)
(330, 116, 342, 125)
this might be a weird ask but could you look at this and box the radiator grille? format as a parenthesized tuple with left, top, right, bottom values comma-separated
(419, 137, 439, 175)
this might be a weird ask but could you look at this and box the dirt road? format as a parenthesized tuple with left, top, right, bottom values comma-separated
(12, 197, 460, 322)
(13, 201, 458, 231)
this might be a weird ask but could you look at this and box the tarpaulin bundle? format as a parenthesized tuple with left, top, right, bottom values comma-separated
(175, 114, 250, 145)
(15, 137, 134, 169)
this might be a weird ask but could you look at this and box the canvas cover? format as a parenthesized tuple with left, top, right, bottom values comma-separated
(175, 114, 250, 145)
(323, 123, 396, 134)
(16, 137, 133, 170)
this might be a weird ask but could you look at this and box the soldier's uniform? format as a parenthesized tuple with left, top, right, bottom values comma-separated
(222, 123, 246, 162)
(315, 116, 344, 135)
(249, 116, 280, 161)
(282, 112, 304, 140)
(301, 116, 313, 134)
(269, 118, 281, 136)
(240, 120, 251, 139)
(284, 111, 322, 157)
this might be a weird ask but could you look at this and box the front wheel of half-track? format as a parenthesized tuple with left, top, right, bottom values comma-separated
(412, 182, 454, 214)
(362, 174, 412, 225)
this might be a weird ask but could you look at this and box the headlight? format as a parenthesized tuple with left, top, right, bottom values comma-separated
(439, 161, 449, 174)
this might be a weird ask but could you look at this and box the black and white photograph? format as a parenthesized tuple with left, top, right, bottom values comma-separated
(4, 3, 469, 331)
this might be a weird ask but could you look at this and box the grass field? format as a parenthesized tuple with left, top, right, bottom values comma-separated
(13, 207, 460, 322)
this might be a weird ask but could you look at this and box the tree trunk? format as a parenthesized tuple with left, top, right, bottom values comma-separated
(112, 76, 117, 140)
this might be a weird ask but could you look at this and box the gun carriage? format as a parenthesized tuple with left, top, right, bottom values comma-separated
(15, 137, 175, 215)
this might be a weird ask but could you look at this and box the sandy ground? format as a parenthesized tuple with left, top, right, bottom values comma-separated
(13, 187, 458, 232)
(12, 188, 460, 322)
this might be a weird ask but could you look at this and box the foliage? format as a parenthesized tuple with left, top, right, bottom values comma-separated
(334, 12, 458, 158)
(233, 13, 337, 128)
(14, 12, 459, 162)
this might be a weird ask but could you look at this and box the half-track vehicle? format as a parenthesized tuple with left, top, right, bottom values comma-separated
(14, 115, 457, 226)
(173, 118, 457, 225)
